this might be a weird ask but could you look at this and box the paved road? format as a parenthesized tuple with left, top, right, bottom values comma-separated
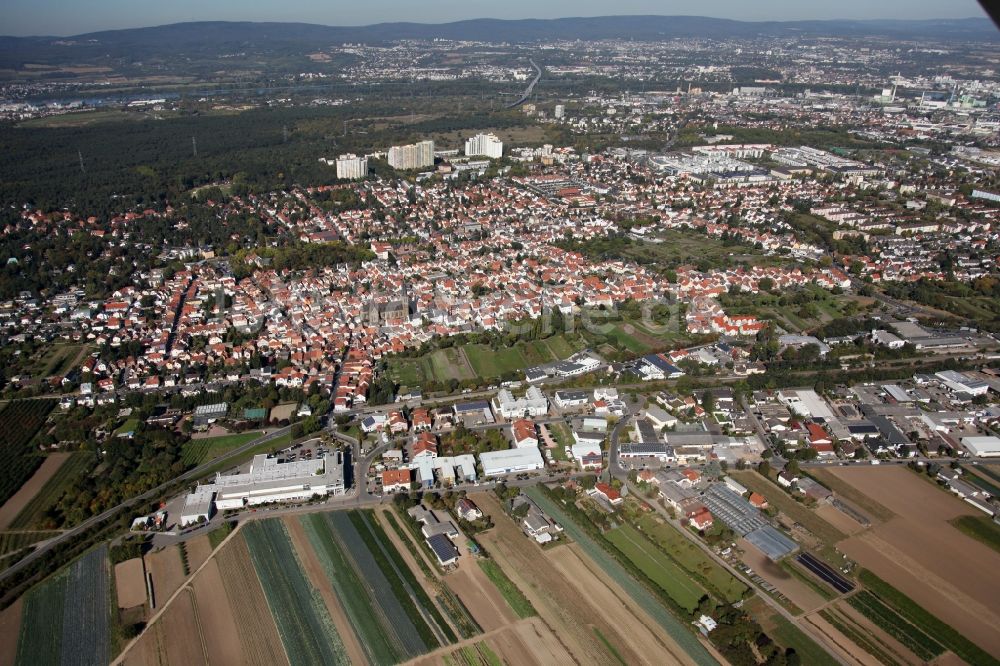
(0, 426, 291, 582)
(507, 58, 541, 108)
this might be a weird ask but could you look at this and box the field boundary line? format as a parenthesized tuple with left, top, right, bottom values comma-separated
(111, 522, 247, 665)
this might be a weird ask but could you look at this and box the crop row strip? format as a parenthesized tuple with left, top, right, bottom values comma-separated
(300, 513, 406, 665)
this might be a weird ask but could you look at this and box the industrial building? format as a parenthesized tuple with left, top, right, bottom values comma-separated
(936, 370, 990, 397)
(961, 436, 1000, 458)
(180, 451, 346, 525)
(479, 447, 544, 477)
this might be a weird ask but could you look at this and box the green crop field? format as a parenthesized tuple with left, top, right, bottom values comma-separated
(605, 524, 706, 611)
(15, 545, 111, 666)
(301, 511, 449, 664)
(389, 335, 583, 386)
(464, 344, 529, 378)
(197, 433, 292, 476)
(10, 452, 92, 529)
(389, 357, 425, 386)
(858, 569, 1000, 666)
(477, 558, 536, 619)
(243, 520, 349, 665)
(847, 591, 943, 661)
(301, 514, 403, 665)
(181, 431, 263, 467)
(0, 399, 56, 506)
(633, 514, 748, 603)
(949, 514, 1000, 554)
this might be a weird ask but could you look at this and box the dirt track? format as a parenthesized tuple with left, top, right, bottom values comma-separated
(405, 617, 573, 666)
(828, 467, 1000, 653)
(0, 453, 71, 530)
(472, 492, 699, 666)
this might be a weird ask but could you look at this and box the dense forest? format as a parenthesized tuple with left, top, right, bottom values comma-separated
(0, 102, 540, 213)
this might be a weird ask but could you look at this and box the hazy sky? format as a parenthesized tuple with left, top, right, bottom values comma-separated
(3, 0, 990, 37)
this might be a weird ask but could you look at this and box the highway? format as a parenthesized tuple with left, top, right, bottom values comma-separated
(507, 58, 541, 108)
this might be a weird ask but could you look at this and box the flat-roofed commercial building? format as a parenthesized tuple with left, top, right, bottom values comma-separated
(479, 447, 544, 477)
(183, 451, 346, 519)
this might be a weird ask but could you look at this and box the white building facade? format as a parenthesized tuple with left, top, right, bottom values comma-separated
(464, 133, 503, 159)
(336, 153, 368, 180)
(389, 140, 435, 170)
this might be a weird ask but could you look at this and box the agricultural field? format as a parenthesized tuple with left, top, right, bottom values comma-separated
(604, 524, 706, 612)
(0, 400, 56, 506)
(14, 546, 112, 666)
(846, 590, 944, 662)
(20, 342, 88, 378)
(632, 513, 749, 603)
(180, 431, 263, 466)
(6, 451, 91, 530)
(300, 510, 454, 664)
(826, 466, 1000, 656)
(243, 520, 349, 664)
(476, 559, 536, 619)
(388, 347, 476, 386)
(813, 602, 923, 666)
(743, 596, 840, 666)
(949, 514, 1000, 553)
(495, 489, 715, 665)
(377, 508, 502, 637)
(855, 569, 1000, 666)
(0, 453, 72, 530)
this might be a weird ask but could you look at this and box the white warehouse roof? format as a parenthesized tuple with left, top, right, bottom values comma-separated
(479, 447, 544, 477)
(961, 436, 1000, 457)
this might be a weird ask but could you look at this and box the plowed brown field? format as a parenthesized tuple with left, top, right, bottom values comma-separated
(827, 466, 1000, 654)
(114, 557, 147, 609)
(215, 534, 289, 666)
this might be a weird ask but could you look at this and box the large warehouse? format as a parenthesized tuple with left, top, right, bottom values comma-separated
(961, 436, 1000, 458)
(181, 451, 346, 525)
(479, 447, 544, 477)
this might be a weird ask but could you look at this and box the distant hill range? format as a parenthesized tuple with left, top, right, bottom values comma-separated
(1, 15, 997, 62)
